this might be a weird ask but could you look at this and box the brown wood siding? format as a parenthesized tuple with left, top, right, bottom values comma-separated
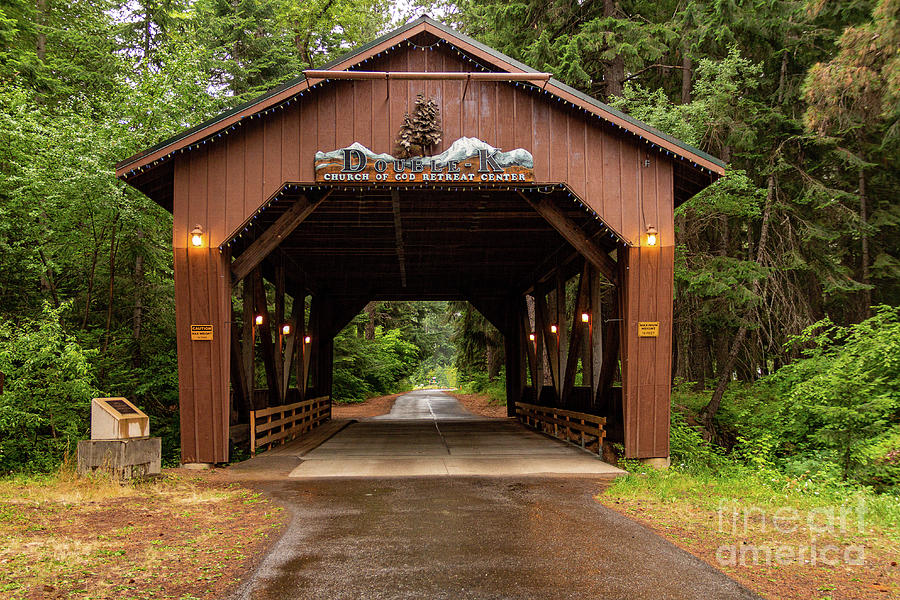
(173, 156, 231, 463)
(175, 47, 673, 250)
(170, 44, 677, 462)
(620, 242, 674, 458)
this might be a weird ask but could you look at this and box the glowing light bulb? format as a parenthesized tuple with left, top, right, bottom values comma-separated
(190, 224, 203, 247)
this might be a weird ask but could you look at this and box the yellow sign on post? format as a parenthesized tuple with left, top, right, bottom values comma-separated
(190, 325, 214, 341)
(638, 322, 660, 337)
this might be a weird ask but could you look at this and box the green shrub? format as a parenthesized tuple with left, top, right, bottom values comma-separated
(772, 306, 900, 483)
(0, 303, 101, 473)
(332, 326, 419, 402)
(456, 369, 506, 405)
(863, 425, 900, 491)
(669, 411, 726, 471)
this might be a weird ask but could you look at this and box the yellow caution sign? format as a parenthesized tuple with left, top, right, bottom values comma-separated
(190, 324, 214, 341)
(638, 322, 659, 337)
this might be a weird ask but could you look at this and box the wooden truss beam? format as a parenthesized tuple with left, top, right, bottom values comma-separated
(251, 268, 281, 405)
(518, 191, 618, 285)
(561, 265, 592, 403)
(534, 292, 558, 395)
(521, 295, 540, 391)
(231, 191, 331, 283)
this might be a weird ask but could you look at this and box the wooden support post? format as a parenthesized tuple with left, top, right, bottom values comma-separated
(562, 265, 591, 404)
(296, 291, 307, 400)
(596, 287, 620, 411)
(521, 296, 539, 393)
(273, 259, 286, 402)
(534, 292, 557, 398)
(619, 244, 673, 459)
(241, 277, 256, 406)
(173, 245, 231, 464)
(315, 298, 334, 400)
(589, 265, 605, 398)
(306, 295, 320, 392)
(556, 271, 568, 400)
(229, 305, 251, 422)
(503, 299, 524, 417)
(504, 330, 521, 417)
(281, 289, 300, 398)
(251, 269, 281, 405)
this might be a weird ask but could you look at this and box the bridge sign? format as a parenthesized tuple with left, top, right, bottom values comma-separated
(315, 137, 534, 185)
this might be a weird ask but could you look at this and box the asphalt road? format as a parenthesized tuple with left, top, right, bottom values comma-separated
(227, 391, 760, 600)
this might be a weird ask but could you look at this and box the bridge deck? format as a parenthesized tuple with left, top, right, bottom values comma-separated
(286, 390, 624, 478)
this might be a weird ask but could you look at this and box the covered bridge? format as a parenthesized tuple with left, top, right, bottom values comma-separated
(116, 17, 724, 466)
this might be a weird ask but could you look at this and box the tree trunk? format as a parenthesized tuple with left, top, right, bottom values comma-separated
(602, 0, 624, 99)
(36, 0, 47, 61)
(859, 169, 871, 318)
(681, 53, 692, 104)
(81, 242, 100, 328)
(486, 336, 503, 381)
(37, 249, 60, 308)
(700, 172, 775, 432)
(132, 228, 145, 367)
(364, 301, 376, 340)
(101, 215, 120, 354)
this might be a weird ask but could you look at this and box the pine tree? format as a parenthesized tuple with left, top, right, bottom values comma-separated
(395, 93, 442, 157)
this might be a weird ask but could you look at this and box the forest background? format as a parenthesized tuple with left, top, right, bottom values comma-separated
(0, 0, 897, 494)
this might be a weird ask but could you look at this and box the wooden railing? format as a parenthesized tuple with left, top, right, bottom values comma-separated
(250, 396, 330, 455)
(515, 402, 606, 456)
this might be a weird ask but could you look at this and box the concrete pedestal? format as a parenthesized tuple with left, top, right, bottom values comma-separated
(77, 437, 161, 479)
(639, 456, 671, 469)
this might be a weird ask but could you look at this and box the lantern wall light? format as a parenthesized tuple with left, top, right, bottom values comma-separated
(281, 323, 291, 335)
(254, 315, 264, 325)
(304, 335, 311, 344)
(646, 225, 659, 247)
(550, 324, 558, 334)
(190, 224, 204, 248)
(581, 312, 590, 323)
(528, 333, 536, 341)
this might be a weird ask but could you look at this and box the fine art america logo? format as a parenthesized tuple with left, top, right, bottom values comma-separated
(314, 137, 535, 184)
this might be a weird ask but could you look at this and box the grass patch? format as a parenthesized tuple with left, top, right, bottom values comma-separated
(600, 463, 899, 600)
(0, 467, 285, 599)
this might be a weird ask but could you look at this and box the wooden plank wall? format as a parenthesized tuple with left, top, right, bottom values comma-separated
(619, 244, 674, 458)
(170, 44, 676, 462)
(174, 46, 673, 251)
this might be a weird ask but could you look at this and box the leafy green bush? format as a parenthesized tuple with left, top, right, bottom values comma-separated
(672, 306, 900, 492)
(862, 425, 900, 490)
(456, 370, 506, 405)
(0, 304, 101, 473)
(771, 306, 900, 484)
(669, 411, 726, 471)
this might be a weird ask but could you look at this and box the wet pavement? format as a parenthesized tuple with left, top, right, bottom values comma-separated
(371, 389, 479, 420)
(229, 477, 759, 600)
(226, 390, 760, 599)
